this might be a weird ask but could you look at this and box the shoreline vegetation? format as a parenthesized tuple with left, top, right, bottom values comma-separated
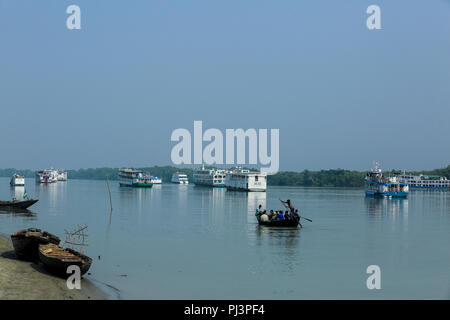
(0, 234, 108, 300)
(0, 165, 449, 188)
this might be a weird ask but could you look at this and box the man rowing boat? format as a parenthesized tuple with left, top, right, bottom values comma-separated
(280, 199, 295, 216)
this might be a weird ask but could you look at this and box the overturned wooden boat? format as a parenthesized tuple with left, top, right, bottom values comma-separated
(38, 243, 92, 276)
(11, 228, 60, 261)
(0, 199, 38, 209)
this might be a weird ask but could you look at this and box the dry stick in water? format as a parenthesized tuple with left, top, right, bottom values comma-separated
(106, 176, 113, 213)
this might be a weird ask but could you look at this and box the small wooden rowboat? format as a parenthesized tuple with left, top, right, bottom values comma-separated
(0, 199, 38, 209)
(38, 244, 92, 276)
(257, 216, 300, 227)
(11, 228, 61, 261)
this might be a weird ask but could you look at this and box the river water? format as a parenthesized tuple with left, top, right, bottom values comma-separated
(0, 177, 448, 299)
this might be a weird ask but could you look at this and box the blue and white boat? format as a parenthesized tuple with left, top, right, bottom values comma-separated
(193, 166, 226, 187)
(364, 162, 409, 198)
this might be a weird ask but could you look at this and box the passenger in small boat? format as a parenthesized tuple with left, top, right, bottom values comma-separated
(268, 210, 275, 219)
(255, 204, 263, 216)
(276, 211, 285, 221)
(260, 211, 269, 222)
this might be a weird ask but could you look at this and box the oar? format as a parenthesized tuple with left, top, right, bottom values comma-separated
(300, 216, 312, 222)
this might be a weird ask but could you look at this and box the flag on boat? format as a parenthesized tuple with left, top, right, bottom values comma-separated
(23, 190, 28, 200)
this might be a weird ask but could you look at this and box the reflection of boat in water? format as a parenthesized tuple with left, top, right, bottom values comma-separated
(0, 199, 38, 209)
(11, 228, 60, 261)
(365, 162, 409, 198)
(0, 207, 34, 215)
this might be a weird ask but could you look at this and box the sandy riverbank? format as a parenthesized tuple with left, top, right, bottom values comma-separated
(0, 234, 108, 300)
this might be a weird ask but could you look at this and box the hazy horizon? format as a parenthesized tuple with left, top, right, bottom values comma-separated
(1, 1, 449, 172)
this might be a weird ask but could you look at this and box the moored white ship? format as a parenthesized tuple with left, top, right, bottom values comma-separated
(225, 168, 267, 192)
(398, 174, 450, 190)
(193, 166, 226, 187)
(119, 168, 153, 187)
(364, 162, 409, 198)
(35, 169, 58, 184)
(10, 174, 25, 186)
(171, 172, 189, 184)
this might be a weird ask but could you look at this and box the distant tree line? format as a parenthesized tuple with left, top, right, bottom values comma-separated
(1, 164, 449, 188)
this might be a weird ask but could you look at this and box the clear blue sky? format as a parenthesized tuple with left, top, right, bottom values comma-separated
(1, 0, 449, 171)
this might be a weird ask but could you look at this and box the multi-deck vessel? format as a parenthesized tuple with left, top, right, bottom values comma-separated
(119, 168, 153, 187)
(193, 166, 227, 187)
(171, 172, 189, 184)
(225, 168, 267, 192)
(10, 174, 25, 186)
(364, 162, 409, 198)
(398, 174, 450, 190)
(35, 169, 58, 184)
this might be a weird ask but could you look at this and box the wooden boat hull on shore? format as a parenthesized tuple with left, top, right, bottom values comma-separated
(38, 244, 92, 276)
(11, 228, 60, 261)
(0, 199, 38, 209)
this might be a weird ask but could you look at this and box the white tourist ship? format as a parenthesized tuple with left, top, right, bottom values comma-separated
(10, 174, 25, 186)
(193, 166, 227, 187)
(398, 174, 450, 190)
(119, 168, 153, 188)
(225, 168, 267, 192)
(35, 169, 58, 184)
(171, 172, 189, 184)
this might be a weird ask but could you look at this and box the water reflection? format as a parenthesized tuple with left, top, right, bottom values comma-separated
(10, 186, 25, 200)
(364, 197, 409, 230)
(34, 182, 67, 208)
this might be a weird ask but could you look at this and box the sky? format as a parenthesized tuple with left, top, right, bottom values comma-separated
(0, 0, 449, 172)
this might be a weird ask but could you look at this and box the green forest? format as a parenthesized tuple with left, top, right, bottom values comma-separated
(1, 164, 449, 188)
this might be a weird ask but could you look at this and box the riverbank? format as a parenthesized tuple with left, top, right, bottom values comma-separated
(0, 234, 108, 300)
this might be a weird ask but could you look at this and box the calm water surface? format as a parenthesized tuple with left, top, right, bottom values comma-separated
(0, 178, 449, 299)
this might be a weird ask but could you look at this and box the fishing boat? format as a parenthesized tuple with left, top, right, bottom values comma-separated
(38, 243, 93, 276)
(0, 199, 38, 209)
(10, 174, 25, 186)
(10, 228, 60, 261)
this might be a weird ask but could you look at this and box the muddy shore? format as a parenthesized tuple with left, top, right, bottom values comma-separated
(0, 234, 108, 300)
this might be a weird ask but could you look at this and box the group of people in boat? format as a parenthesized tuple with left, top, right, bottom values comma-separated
(255, 199, 303, 227)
